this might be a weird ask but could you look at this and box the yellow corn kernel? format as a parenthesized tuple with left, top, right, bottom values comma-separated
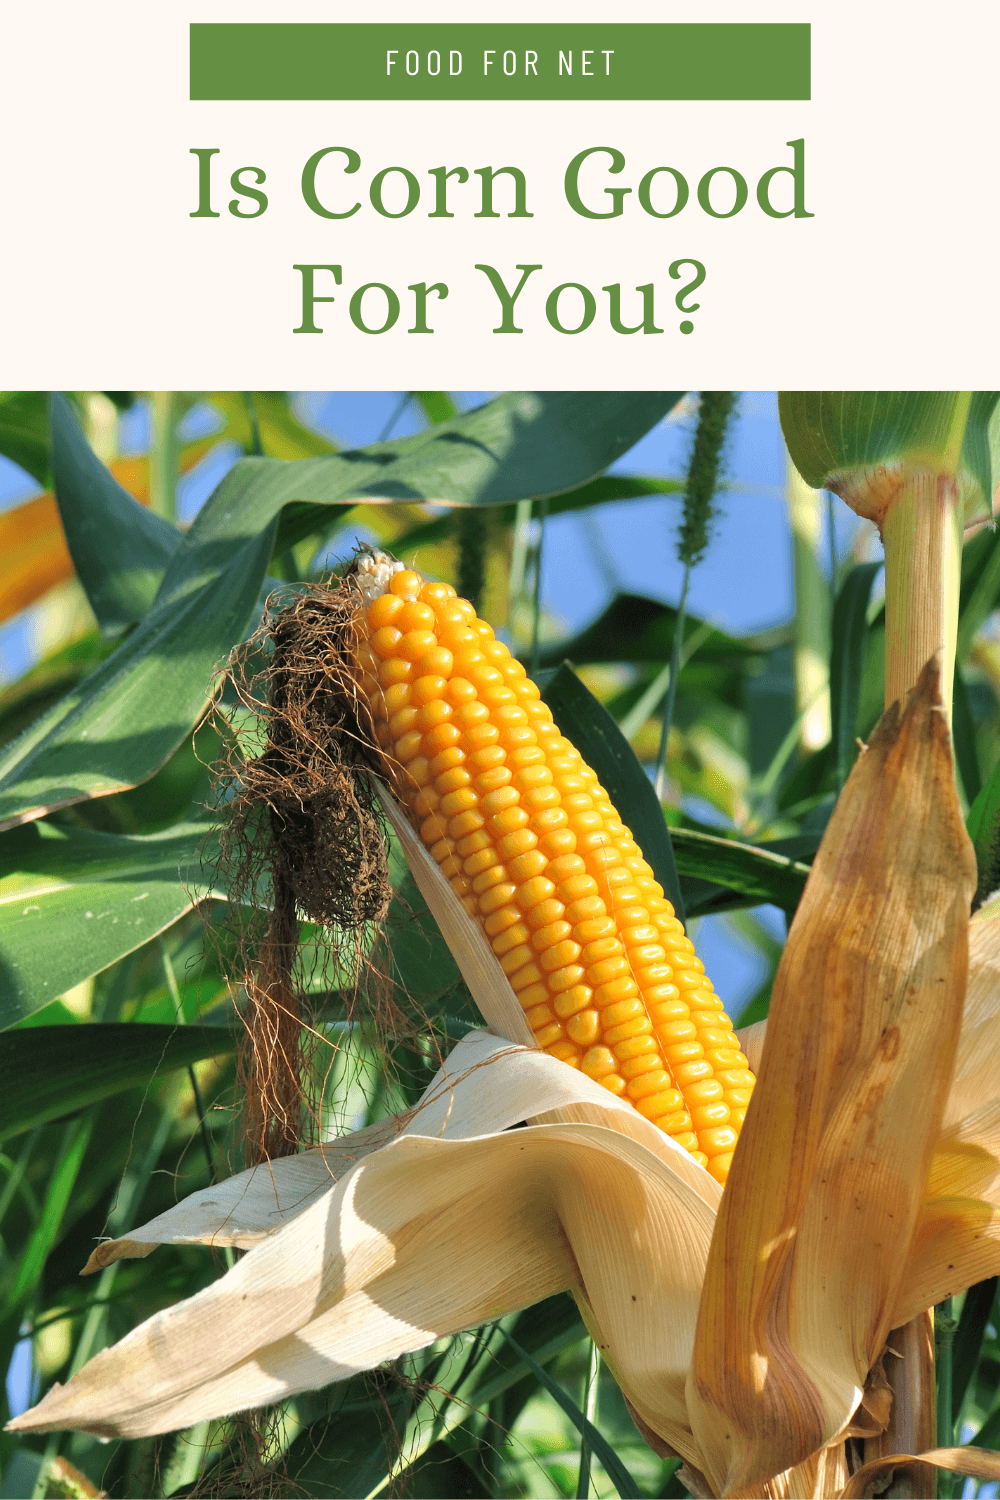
(354, 558, 755, 1184)
(553, 985, 593, 1020)
(566, 1010, 601, 1046)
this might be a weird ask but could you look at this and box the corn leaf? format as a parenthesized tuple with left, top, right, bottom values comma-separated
(0, 390, 50, 484)
(953, 664, 983, 805)
(0, 635, 115, 759)
(284, 1295, 582, 1500)
(413, 390, 458, 424)
(302, 1305, 583, 1500)
(270, 392, 685, 555)
(0, 1023, 236, 1141)
(536, 592, 754, 669)
(779, 391, 1000, 522)
(744, 643, 797, 783)
(501, 1331, 639, 1500)
(210, 391, 339, 460)
(539, 662, 685, 920)
(268, 392, 685, 510)
(669, 827, 814, 911)
(0, 820, 220, 1028)
(5, 1116, 94, 1315)
(402, 1442, 491, 1498)
(830, 561, 883, 788)
(966, 764, 1000, 909)
(958, 525, 1000, 659)
(387, 476, 686, 559)
(375, 873, 476, 1024)
(282, 1386, 412, 1500)
(951, 1276, 998, 1422)
(50, 393, 182, 634)
(0, 474, 278, 831)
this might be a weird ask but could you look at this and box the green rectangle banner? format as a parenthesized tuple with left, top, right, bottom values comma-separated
(189, 23, 810, 102)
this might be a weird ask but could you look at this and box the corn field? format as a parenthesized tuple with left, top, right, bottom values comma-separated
(2, 390, 1000, 1499)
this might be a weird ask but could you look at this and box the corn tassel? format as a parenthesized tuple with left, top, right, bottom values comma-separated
(351, 554, 755, 1184)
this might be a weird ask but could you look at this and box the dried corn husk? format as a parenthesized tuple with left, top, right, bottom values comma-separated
(687, 659, 976, 1495)
(11, 662, 1000, 1500)
(9, 1031, 717, 1463)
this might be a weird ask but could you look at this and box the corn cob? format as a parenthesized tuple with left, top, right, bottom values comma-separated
(351, 555, 755, 1185)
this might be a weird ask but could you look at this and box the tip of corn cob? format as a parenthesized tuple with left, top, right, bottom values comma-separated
(348, 557, 756, 1185)
(351, 549, 407, 604)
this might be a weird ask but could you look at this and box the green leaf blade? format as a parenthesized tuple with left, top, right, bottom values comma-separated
(272, 391, 686, 551)
(501, 1332, 640, 1500)
(50, 394, 182, 634)
(0, 392, 50, 485)
(0, 503, 276, 830)
(0, 1023, 236, 1142)
(0, 821, 220, 1028)
(829, 561, 882, 787)
(670, 827, 815, 914)
(386, 476, 686, 562)
(536, 592, 754, 670)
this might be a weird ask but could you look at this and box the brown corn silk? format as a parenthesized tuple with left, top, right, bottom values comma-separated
(219, 585, 394, 1163)
(349, 552, 755, 1184)
(688, 658, 976, 1496)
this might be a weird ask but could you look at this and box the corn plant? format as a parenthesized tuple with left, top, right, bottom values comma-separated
(2, 390, 1000, 1499)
